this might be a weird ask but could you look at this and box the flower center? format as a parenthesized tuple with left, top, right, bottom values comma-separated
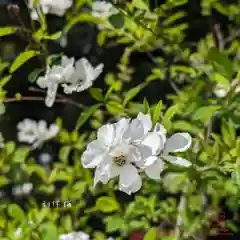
(113, 155, 127, 166)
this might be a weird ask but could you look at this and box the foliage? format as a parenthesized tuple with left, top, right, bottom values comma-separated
(0, 0, 240, 239)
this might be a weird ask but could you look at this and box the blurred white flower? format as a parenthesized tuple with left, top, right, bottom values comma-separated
(81, 114, 162, 194)
(92, 1, 119, 30)
(12, 182, 33, 196)
(17, 119, 59, 148)
(214, 83, 240, 98)
(92, 1, 118, 18)
(62, 58, 104, 94)
(28, 0, 72, 20)
(36, 56, 103, 107)
(37, 57, 76, 107)
(39, 152, 52, 164)
(59, 231, 90, 240)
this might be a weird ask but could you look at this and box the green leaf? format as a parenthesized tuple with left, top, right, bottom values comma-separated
(95, 196, 120, 213)
(75, 104, 102, 130)
(0, 27, 17, 37)
(109, 13, 124, 29)
(208, 47, 234, 78)
(105, 215, 125, 232)
(132, 0, 149, 10)
(163, 104, 180, 129)
(221, 119, 236, 147)
(144, 227, 157, 240)
(90, 88, 104, 101)
(106, 101, 124, 115)
(10, 50, 41, 73)
(123, 83, 146, 106)
(143, 98, 150, 114)
(28, 68, 44, 83)
(152, 100, 163, 126)
(192, 105, 221, 124)
(0, 103, 5, 115)
(65, 14, 102, 33)
(97, 31, 108, 47)
(0, 176, 9, 187)
(58, 146, 71, 163)
(12, 147, 31, 163)
(8, 204, 26, 222)
(0, 75, 12, 88)
(41, 223, 58, 240)
(43, 31, 62, 40)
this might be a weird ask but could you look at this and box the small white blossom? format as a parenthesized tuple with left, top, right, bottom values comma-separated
(141, 115, 192, 179)
(12, 183, 33, 196)
(81, 114, 161, 194)
(36, 56, 104, 107)
(39, 152, 52, 164)
(92, 1, 119, 29)
(59, 231, 90, 240)
(17, 119, 59, 148)
(62, 58, 104, 94)
(214, 83, 240, 98)
(92, 1, 118, 18)
(28, 0, 73, 20)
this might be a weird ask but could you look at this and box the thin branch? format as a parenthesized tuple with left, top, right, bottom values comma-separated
(224, 29, 240, 45)
(3, 95, 84, 109)
(214, 24, 224, 51)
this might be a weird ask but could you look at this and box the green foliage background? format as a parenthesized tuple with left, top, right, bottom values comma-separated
(0, 0, 240, 239)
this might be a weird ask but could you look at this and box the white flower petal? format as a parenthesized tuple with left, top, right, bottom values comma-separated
(94, 162, 112, 186)
(119, 173, 142, 195)
(45, 83, 58, 107)
(119, 164, 139, 187)
(137, 112, 152, 134)
(165, 155, 191, 167)
(164, 132, 192, 153)
(124, 118, 144, 142)
(141, 132, 164, 155)
(145, 158, 164, 179)
(97, 124, 115, 149)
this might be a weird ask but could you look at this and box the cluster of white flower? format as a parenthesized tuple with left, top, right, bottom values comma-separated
(28, 0, 73, 20)
(17, 119, 59, 148)
(12, 182, 33, 197)
(59, 231, 90, 240)
(36, 56, 104, 107)
(92, 1, 119, 29)
(82, 113, 192, 195)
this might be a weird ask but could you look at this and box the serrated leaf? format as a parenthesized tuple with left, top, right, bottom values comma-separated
(192, 105, 221, 124)
(75, 104, 102, 130)
(10, 50, 41, 73)
(109, 13, 124, 29)
(95, 196, 120, 213)
(90, 88, 104, 101)
(208, 47, 234, 78)
(123, 83, 146, 106)
(0, 27, 17, 37)
(152, 100, 163, 125)
(144, 227, 157, 240)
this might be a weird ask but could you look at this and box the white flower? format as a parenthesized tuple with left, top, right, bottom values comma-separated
(214, 83, 240, 98)
(92, 1, 119, 30)
(17, 119, 59, 148)
(141, 115, 192, 179)
(62, 58, 104, 94)
(12, 183, 33, 196)
(39, 152, 52, 164)
(59, 231, 90, 240)
(81, 115, 160, 194)
(28, 0, 72, 20)
(92, 1, 118, 18)
(36, 56, 104, 107)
